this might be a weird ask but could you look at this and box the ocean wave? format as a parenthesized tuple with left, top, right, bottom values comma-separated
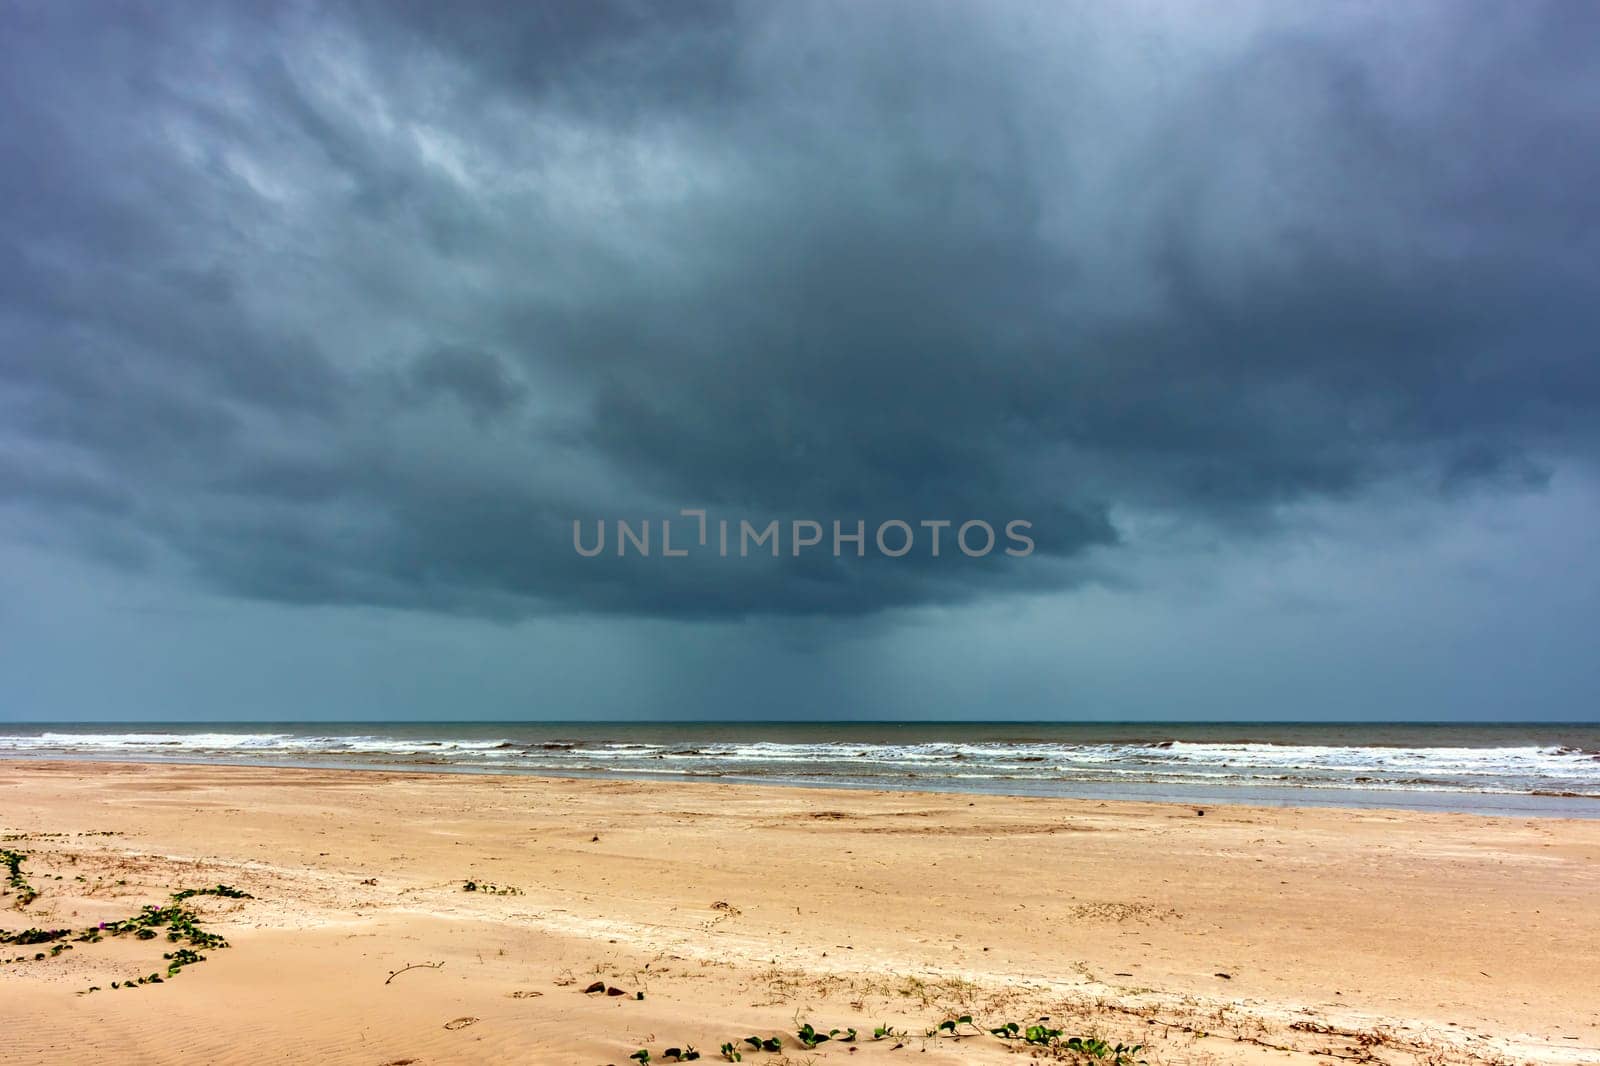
(3, 731, 1597, 798)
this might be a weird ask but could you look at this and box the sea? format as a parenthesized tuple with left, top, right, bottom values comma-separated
(3, 722, 1598, 817)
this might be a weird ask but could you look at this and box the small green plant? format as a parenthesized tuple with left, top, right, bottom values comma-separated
(1028, 1024, 1061, 1045)
(719, 1042, 741, 1062)
(0, 927, 72, 946)
(630, 1051, 650, 1064)
(162, 947, 206, 976)
(990, 1023, 1144, 1064)
(796, 1023, 840, 1049)
(171, 884, 253, 901)
(1, 849, 38, 906)
(936, 1015, 978, 1037)
(742, 1036, 782, 1053)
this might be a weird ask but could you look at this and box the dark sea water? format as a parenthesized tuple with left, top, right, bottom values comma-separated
(4, 722, 1599, 817)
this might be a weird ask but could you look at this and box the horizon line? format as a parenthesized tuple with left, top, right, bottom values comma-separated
(3, 719, 1597, 727)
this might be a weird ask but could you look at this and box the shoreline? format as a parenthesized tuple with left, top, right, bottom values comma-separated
(3, 758, 1598, 1064)
(3, 751, 1598, 819)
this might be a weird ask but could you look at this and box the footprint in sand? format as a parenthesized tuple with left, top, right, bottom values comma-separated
(443, 1016, 479, 1030)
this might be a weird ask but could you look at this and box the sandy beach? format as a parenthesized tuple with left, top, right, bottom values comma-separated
(2, 760, 1597, 1065)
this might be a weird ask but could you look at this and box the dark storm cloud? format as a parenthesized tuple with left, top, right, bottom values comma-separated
(1, 1, 1597, 618)
(402, 346, 528, 422)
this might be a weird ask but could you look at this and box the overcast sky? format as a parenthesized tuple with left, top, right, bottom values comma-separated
(3, 1, 1598, 722)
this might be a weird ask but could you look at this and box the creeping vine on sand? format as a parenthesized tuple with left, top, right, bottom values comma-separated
(625, 1019, 1142, 1066)
(0, 851, 252, 993)
(1, 848, 38, 906)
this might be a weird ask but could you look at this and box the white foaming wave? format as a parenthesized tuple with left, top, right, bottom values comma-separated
(561, 745, 664, 758)
(3, 734, 1593, 795)
(1153, 742, 1593, 779)
(539, 739, 1600, 794)
(5, 732, 294, 750)
(295, 736, 513, 754)
(502, 738, 1598, 782)
(0, 732, 513, 756)
(660, 741, 1090, 764)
